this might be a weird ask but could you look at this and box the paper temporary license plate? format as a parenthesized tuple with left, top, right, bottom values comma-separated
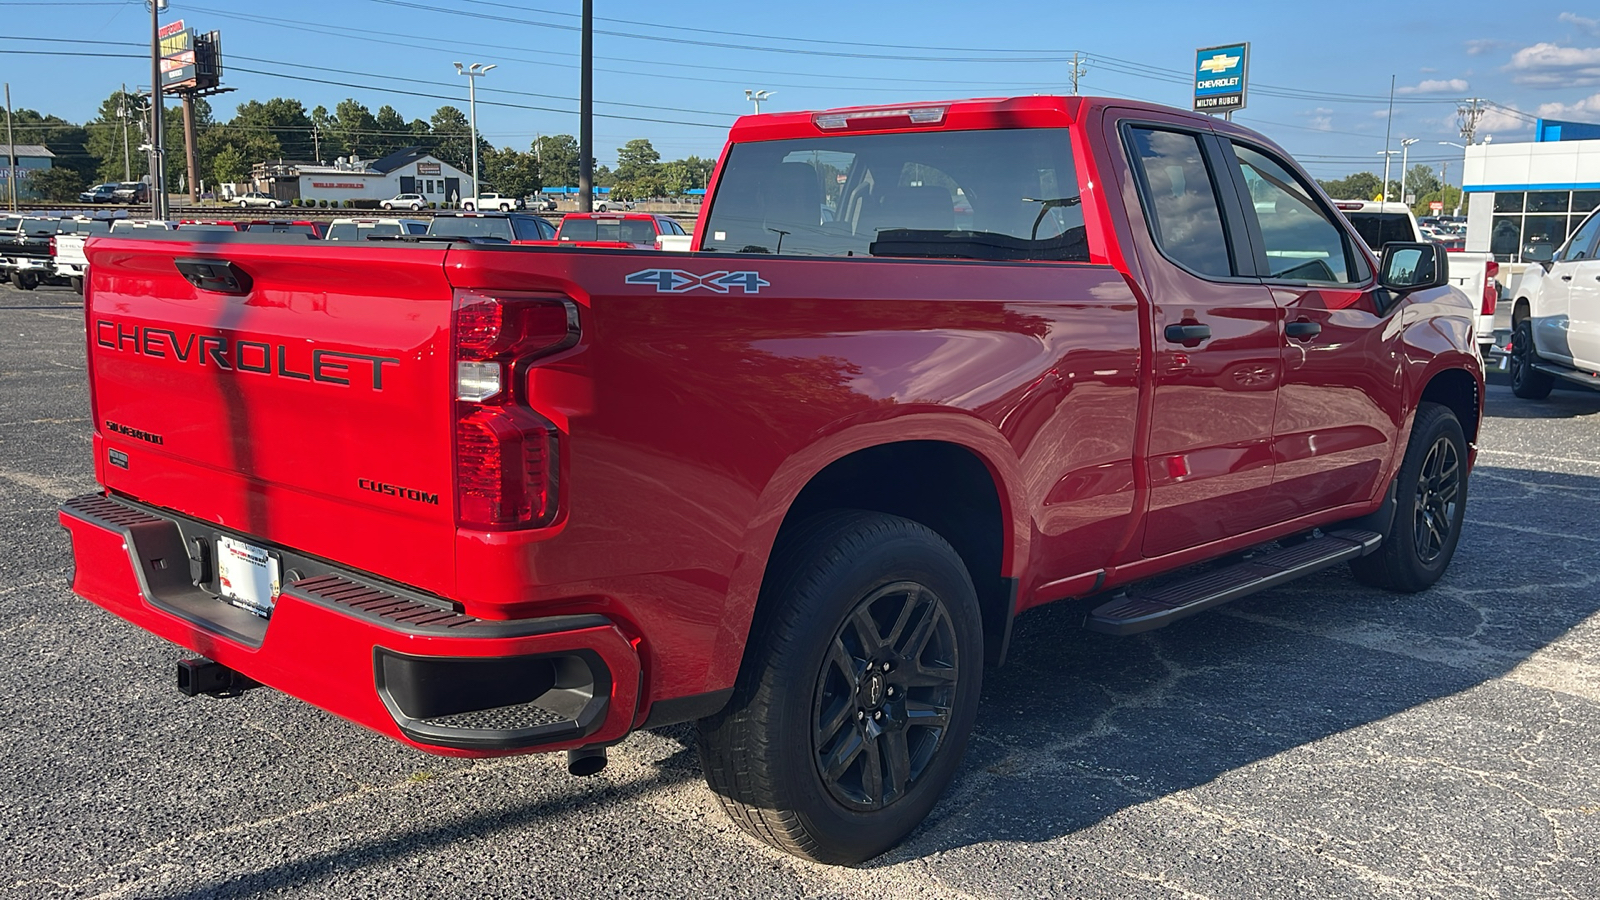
(216, 536, 280, 618)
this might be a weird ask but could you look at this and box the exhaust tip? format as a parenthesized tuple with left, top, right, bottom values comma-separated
(567, 747, 608, 777)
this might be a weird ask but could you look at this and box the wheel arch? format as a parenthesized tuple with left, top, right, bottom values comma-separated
(711, 417, 1030, 697)
(1419, 365, 1482, 445)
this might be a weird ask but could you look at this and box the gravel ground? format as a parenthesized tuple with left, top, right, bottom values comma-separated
(1, 281, 1596, 899)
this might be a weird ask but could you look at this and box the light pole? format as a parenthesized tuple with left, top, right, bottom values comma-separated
(1376, 150, 1399, 202)
(1440, 141, 1468, 216)
(147, 0, 168, 219)
(744, 90, 774, 114)
(1399, 138, 1419, 208)
(454, 61, 495, 206)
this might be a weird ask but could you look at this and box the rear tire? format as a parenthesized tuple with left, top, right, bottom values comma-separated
(696, 511, 983, 864)
(1350, 402, 1468, 592)
(1509, 318, 1554, 400)
(11, 271, 36, 291)
(70, 276, 83, 295)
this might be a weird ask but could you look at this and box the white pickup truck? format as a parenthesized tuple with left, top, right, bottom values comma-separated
(1334, 200, 1499, 355)
(462, 192, 524, 212)
(51, 218, 114, 294)
(1502, 204, 1600, 397)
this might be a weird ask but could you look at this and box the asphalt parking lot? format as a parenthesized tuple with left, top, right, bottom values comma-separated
(1, 281, 1596, 899)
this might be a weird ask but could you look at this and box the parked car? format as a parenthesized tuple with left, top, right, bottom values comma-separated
(111, 182, 150, 204)
(425, 211, 554, 243)
(235, 192, 284, 209)
(52, 218, 114, 294)
(381, 193, 427, 211)
(462, 192, 524, 212)
(1335, 199, 1497, 355)
(79, 184, 118, 204)
(0, 216, 65, 290)
(324, 217, 428, 241)
(65, 95, 1482, 866)
(1501, 205, 1600, 397)
(554, 212, 685, 249)
(527, 197, 559, 211)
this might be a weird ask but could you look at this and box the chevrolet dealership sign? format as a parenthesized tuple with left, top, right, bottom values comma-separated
(1193, 43, 1249, 113)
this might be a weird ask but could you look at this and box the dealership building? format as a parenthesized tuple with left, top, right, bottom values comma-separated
(1463, 118, 1600, 263)
(251, 147, 474, 205)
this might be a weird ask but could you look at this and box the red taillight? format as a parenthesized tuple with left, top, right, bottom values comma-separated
(48, 236, 57, 257)
(455, 406, 557, 528)
(1482, 261, 1499, 316)
(451, 290, 579, 531)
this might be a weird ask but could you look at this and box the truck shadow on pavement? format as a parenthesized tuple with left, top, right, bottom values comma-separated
(860, 460, 1600, 864)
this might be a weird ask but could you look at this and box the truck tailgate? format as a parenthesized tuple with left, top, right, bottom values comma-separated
(85, 236, 460, 595)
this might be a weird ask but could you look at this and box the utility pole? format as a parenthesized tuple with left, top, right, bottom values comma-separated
(182, 94, 198, 204)
(1399, 137, 1419, 207)
(1069, 52, 1088, 95)
(5, 82, 16, 212)
(312, 121, 320, 162)
(118, 83, 132, 181)
(1458, 98, 1484, 145)
(578, 0, 593, 213)
(149, 0, 167, 219)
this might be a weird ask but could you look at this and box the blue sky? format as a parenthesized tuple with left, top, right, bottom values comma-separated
(3, 0, 1599, 180)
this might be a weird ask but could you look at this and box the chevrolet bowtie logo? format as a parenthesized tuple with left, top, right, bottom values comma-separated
(1199, 53, 1240, 74)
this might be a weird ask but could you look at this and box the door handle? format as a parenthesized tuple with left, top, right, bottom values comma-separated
(1164, 323, 1211, 343)
(1560, 274, 1573, 281)
(1285, 320, 1321, 340)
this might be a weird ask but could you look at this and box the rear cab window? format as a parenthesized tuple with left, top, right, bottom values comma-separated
(1345, 212, 1415, 252)
(427, 217, 513, 241)
(700, 127, 1087, 262)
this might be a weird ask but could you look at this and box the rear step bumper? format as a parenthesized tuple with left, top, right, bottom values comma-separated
(58, 493, 641, 757)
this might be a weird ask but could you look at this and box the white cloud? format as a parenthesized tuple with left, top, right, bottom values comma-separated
(1465, 39, 1507, 56)
(1560, 12, 1600, 37)
(1396, 78, 1469, 94)
(1536, 92, 1600, 119)
(1477, 105, 1535, 134)
(1506, 42, 1600, 87)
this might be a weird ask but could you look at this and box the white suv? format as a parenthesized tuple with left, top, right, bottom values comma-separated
(1505, 205, 1600, 398)
(382, 193, 426, 211)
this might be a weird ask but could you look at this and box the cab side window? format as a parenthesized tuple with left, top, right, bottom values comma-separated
(1125, 126, 1234, 278)
(1559, 210, 1600, 261)
(1228, 143, 1355, 284)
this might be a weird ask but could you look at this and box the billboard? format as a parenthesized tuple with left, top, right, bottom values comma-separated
(1193, 43, 1249, 114)
(160, 20, 197, 91)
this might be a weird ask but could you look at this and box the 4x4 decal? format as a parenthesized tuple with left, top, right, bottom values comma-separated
(625, 268, 770, 294)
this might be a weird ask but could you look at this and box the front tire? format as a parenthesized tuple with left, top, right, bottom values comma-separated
(1350, 402, 1468, 592)
(696, 511, 983, 864)
(1509, 318, 1554, 400)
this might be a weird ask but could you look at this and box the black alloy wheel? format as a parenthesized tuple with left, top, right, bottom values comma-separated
(1412, 434, 1461, 565)
(1509, 318, 1554, 400)
(812, 581, 959, 811)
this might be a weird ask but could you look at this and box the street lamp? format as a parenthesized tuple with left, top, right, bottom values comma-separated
(1376, 150, 1399, 202)
(1440, 141, 1468, 216)
(744, 90, 774, 114)
(454, 62, 495, 206)
(1399, 138, 1419, 206)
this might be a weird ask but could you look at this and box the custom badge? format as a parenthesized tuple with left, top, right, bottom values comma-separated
(625, 268, 770, 294)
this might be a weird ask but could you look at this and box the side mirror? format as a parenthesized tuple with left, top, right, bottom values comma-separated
(1522, 242, 1554, 264)
(1378, 242, 1449, 293)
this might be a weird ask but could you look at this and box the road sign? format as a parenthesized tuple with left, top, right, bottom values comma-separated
(1430, 201, 1444, 212)
(1193, 43, 1249, 114)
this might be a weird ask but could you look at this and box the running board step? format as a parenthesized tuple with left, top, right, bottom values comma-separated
(1084, 529, 1383, 636)
(1531, 361, 1600, 389)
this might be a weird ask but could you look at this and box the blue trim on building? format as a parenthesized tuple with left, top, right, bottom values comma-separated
(1464, 182, 1600, 193)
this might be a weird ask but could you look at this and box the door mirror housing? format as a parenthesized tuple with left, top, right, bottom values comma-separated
(1522, 242, 1555, 264)
(1377, 242, 1449, 293)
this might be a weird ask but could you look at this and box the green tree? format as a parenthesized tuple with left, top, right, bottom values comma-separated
(30, 165, 84, 200)
(429, 106, 475, 170)
(661, 154, 715, 196)
(371, 105, 411, 158)
(331, 98, 379, 159)
(480, 145, 541, 198)
(84, 89, 145, 183)
(211, 144, 248, 186)
(310, 105, 342, 161)
(612, 138, 662, 200)
(1401, 164, 1442, 200)
(531, 134, 579, 188)
(1413, 186, 1463, 217)
(1317, 171, 1382, 202)
(229, 98, 313, 161)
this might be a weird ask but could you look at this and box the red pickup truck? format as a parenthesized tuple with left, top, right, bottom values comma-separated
(61, 96, 1482, 864)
